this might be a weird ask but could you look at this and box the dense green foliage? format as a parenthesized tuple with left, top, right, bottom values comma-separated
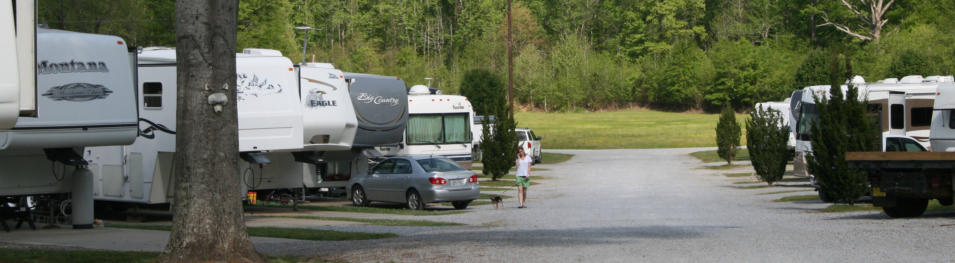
(806, 55, 880, 204)
(460, 69, 506, 116)
(746, 107, 789, 185)
(716, 107, 741, 165)
(37, 0, 955, 112)
(479, 75, 518, 180)
(481, 104, 518, 180)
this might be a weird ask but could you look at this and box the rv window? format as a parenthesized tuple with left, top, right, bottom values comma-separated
(796, 104, 817, 141)
(890, 104, 904, 129)
(443, 113, 471, 143)
(407, 115, 443, 144)
(910, 107, 932, 127)
(143, 82, 162, 109)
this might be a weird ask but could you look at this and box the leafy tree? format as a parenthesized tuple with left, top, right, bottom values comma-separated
(746, 106, 789, 185)
(481, 102, 518, 181)
(793, 48, 831, 90)
(716, 107, 742, 165)
(460, 69, 506, 116)
(806, 53, 879, 204)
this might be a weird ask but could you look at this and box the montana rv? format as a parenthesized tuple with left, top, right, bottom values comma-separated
(86, 48, 305, 205)
(0, 28, 139, 228)
(378, 85, 474, 169)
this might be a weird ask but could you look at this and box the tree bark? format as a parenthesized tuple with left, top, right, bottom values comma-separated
(160, 0, 262, 262)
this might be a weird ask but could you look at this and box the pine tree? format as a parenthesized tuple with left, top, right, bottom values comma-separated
(481, 102, 518, 181)
(806, 52, 879, 204)
(746, 106, 789, 185)
(716, 107, 741, 165)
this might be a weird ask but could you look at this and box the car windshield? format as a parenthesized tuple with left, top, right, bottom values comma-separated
(416, 158, 465, 173)
(516, 131, 528, 141)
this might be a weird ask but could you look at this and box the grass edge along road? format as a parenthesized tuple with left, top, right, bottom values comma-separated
(516, 109, 747, 149)
(0, 248, 335, 263)
(107, 224, 396, 241)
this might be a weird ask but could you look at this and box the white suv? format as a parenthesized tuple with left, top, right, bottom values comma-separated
(516, 128, 542, 163)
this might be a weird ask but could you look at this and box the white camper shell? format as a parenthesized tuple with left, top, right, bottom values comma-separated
(378, 85, 474, 169)
(87, 48, 306, 204)
(0, 29, 138, 196)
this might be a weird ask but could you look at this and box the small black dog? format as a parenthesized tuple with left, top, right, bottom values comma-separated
(489, 195, 503, 209)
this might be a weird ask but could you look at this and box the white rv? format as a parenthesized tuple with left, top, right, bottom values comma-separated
(929, 81, 955, 152)
(793, 75, 953, 194)
(0, 27, 139, 228)
(378, 85, 474, 169)
(87, 48, 305, 205)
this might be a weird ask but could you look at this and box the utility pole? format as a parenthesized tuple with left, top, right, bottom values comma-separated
(294, 26, 315, 64)
(507, 0, 514, 113)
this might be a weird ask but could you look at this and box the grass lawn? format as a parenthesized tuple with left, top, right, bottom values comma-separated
(723, 172, 753, 178)
(480, 187, 512, 191)
(515, 110, 747, 149)
(107, 224, 396, 241)
(820, 200, 953, 214)
(0, 248, 158, 263)
(757, 189, 813, 195)
(541, 152, 574, 164)
(273, 216, 463, 227)
(704, 164, 750, 170)
(689, 149, 750, 163)
(0, 248, 335, 263)
(774, 194, 821, 202)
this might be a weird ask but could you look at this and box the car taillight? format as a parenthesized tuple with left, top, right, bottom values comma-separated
(429, 177, 447, 185)
(468, 174, 478, 183)
(527, 142, 531, 148)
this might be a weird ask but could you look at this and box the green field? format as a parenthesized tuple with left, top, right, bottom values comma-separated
(515, 110, 747, 149)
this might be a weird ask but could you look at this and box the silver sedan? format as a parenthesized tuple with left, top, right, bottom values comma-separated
(348, 156, 481, 209)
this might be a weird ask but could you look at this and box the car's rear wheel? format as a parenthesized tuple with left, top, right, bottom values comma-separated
(406, 190, 425, 210)
(452, 201, 471, 210)
(351, 185, 369, 207)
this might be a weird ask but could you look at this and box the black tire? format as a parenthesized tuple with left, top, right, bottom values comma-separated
(883, 197, 929, 218)
(452, 201, 471, 210)
(938, 197, 953, 206)
(406, 190, 425, 210)
(351, 185, 369, 207)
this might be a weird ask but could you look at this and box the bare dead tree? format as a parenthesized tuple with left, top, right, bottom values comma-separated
(817, 0, 895, 43)
(159, 0, 263, 262)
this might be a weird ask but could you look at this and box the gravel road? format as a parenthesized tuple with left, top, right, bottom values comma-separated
(3, 148, 954, 262)
(258, 148, 955, 262)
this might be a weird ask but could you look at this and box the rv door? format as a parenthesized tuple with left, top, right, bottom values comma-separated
(888, 91, 905, 136)
(0, 0, 37, 129)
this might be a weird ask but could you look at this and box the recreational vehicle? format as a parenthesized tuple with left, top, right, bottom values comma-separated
(793, 75, 953, 199)
(0, 28, 139, 228)
(86, 48, 305, 205)
(377, 85, 474, 169)
(753, 98, 795, 150)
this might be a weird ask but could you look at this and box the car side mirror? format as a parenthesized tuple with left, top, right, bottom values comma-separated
(535, 136, 542, 140)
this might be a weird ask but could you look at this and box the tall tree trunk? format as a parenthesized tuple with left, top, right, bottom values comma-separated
(160, 0, 262, 262)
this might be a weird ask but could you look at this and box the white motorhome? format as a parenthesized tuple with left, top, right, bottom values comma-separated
(86, 48, 305, 205)
(0, 28, 139, 228)
(794, 75, 952, 186)
(929, 81, 955, 152)
(378, 85, 474, 169)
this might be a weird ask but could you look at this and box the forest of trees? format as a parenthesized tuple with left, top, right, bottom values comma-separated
(38, 0, 955, 112)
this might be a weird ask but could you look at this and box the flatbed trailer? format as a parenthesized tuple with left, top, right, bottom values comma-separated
(846, 152, 955, 217)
